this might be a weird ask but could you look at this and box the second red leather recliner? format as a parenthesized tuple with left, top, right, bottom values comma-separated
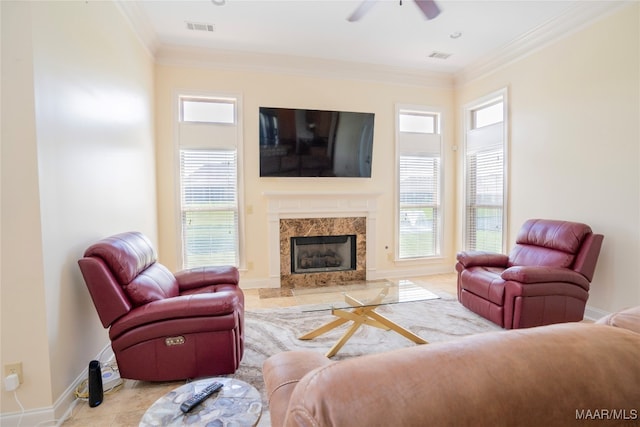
(456, 219, 604, 329)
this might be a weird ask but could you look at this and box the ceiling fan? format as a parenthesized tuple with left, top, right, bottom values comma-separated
(347, 0, 441, 22)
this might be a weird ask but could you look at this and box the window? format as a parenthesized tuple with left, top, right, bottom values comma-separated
(399, 111, 437, 134)
(181, 98, 235, 124)
(463, 91, 508, 253)
(177, 95, 242, 269)
(471, 101, 503, 129)
(397, 107, 442, 259)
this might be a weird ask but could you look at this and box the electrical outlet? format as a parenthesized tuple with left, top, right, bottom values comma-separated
(4, 363, 23, 384)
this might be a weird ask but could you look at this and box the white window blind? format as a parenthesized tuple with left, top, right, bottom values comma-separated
(464, 94, 506, 253)
(399, 155, 440, 258)
(465, 144, 503, 252)
(397, 107, 442, 259)
(179, 149, 238, 268)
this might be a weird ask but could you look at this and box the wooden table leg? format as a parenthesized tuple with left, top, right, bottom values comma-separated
(325, 320, 363, 358)
(299, 317, 349, 340)
(366, 310, 428, 344)
(298, 286, 427, 357)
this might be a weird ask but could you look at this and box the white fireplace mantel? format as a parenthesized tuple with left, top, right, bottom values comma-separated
(263, 191, 382, 287)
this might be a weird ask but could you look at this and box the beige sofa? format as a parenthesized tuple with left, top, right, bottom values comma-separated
(263, 306, 640, 427)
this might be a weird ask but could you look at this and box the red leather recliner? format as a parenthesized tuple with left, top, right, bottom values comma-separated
(78, 232, 244, 381)
(455, 219, 604, 329)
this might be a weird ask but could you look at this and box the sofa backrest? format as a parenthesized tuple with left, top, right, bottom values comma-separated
(508, 219, 592, 270)
(271, 323, 640, 427)
(79, 232, 179, 327)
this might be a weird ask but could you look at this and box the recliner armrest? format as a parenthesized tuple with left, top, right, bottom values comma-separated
(456, 251, 509, 268)
(501, 266, 590, 290)
(175, 265, 239, 291)
(109, 291, 240, 339)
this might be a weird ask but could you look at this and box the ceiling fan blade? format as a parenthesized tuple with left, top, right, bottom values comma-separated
(414, 0, 441, 20)
(347, 0, 377, 22)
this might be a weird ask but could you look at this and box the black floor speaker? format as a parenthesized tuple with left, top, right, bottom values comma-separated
(88, 360, 103, 407)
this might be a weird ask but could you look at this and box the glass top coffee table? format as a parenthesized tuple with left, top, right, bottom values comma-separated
(294, 280, 439, 357)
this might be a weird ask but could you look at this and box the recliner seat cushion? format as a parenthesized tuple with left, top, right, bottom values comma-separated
(124, 263, 179, 306)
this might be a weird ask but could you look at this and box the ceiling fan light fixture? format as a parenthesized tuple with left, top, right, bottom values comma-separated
(348, 0, 440, 22)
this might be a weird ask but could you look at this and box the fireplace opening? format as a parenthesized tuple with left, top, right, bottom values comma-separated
(291, 235, 356, 274)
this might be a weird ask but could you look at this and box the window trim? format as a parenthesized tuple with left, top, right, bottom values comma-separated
(462, 88, 509, 253)
(173, 91, 245, 270)
(395, 104, 445, 261)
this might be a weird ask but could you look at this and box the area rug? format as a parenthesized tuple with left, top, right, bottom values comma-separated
(228, 290, 502, 425)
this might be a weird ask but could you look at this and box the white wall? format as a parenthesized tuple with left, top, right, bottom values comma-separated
(1, 0, 52, 415)
(1, 0, 156, 421)
(455, 3, 640, 313)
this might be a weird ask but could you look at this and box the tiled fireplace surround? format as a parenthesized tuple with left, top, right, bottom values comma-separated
(265, 192, 380, 289)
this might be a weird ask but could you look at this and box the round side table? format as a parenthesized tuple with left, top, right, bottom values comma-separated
(139, 377, 262, 426)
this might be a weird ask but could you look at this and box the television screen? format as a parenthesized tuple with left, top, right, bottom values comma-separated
(259, 107, 374, 177)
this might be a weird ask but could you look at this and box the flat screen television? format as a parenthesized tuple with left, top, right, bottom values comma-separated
(259, 107, 374, 177)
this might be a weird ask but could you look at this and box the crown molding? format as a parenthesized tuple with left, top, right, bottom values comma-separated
(454, 1, 634, 87)
(114, 0, 632, 90)
(114, 0, 159, 57)
(155, 44, 454, 89)
(113, 0, 452, 87)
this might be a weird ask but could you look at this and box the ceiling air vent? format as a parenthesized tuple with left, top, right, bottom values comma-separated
(428, 51, 451, 60)
(186, 22, 215, 32)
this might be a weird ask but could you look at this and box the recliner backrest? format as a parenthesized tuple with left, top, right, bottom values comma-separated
(79, 232, 180, 326)
(508, 219, 592, 269)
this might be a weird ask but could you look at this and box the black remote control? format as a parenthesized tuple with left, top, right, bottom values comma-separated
(179, 382, 224, 413)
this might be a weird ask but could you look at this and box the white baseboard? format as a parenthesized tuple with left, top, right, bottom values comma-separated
(0, 406, 59, 427)
(241, 277, 280, 289)
(0, 344, 114, 427)
(584, 305, 610, 322)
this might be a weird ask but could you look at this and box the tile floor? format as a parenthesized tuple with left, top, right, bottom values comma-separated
(61, 273, 458, 426)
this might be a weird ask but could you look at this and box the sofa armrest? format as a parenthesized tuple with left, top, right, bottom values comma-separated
(456, 251, 509, 268)
(175, 265, 239, 291)
(109, 291, 240, 339)
(501, 266, 590, 290)
(596, 306, 640, 334)
(263, 351, 333, 427)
